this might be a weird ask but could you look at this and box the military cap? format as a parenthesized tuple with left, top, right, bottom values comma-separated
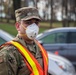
(15, 7, 41, 21)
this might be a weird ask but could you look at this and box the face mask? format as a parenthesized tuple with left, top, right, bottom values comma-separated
(22, 23, 39, 40)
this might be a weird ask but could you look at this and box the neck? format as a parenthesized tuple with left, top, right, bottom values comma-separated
(25, 40, 34, 44)
(18, 33, 34, 44)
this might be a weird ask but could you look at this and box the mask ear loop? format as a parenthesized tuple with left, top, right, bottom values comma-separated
(18, 24, 27, 36)
(21, 24, 27, 30)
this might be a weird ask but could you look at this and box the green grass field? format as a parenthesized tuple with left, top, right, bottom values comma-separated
(0, 22, 75, 36)
(0, 23, 49, 36)
(0, 23, 17, 36)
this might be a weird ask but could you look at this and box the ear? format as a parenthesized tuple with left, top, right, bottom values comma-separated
(15, 22, 20, 31)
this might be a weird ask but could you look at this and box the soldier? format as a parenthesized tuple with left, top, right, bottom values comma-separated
(0, 7, 48, 75)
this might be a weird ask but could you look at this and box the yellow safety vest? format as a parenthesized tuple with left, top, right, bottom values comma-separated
(1, 40, 48, 75)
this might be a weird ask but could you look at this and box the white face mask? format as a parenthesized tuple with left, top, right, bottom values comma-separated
(22, 23, 39, 40)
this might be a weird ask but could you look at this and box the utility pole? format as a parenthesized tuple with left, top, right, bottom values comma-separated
(49, 0, 53, 28)
(74, 0, 76, 26)
(13, 0, 21, 20)
(62, 0, 68, 27)
(0, 0, 2, 22)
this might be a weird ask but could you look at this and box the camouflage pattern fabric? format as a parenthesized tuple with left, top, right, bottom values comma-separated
(0, 35, 43, 75)
(15, 7, 41, 22)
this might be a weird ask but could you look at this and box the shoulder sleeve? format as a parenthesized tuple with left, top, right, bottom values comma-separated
(0, 53, 8, 75)
(0, 44, 31, 75)
(0, 45, 18, 75)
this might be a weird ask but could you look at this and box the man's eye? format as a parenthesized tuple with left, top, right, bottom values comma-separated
(24, 21, 32, 25)
(27, 21, 32, 24)
(35, 21, 39, 24)
(23, 20, 39, 25)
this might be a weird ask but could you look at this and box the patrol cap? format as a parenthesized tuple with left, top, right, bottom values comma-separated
(15, 7, 41, 21)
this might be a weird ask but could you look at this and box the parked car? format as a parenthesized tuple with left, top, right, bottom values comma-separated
(36, 27, 76, 66)
(48, 52, 76, 75)
(0, 29, 75, 75)
(0, 29, 13, 45)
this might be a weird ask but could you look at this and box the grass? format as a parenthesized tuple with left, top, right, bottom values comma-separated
(0, 21, 75, 36)
(0, 23, 17, 36)
(0, 23, 49, 36)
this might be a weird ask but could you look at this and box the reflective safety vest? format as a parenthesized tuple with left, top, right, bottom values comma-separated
(8, 40, 48, 75)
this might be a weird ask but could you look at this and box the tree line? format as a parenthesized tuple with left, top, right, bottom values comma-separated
(0, 0, 76, 27)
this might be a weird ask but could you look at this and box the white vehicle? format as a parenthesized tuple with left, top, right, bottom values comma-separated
(48, 52, 76, 75)
(0, 29, 76, 75)
(0, 29, 13, 45)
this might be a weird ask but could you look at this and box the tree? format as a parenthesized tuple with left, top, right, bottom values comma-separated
(13, 0, 21, 19)
(13, 0, 21, 11)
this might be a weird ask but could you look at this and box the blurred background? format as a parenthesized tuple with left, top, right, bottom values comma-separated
(0, 0, 76, 35)
(0, 0, 76, 74)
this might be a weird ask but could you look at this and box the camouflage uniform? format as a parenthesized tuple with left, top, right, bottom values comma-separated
(0, 7, 43, 75)
(0, 35, 43, 75)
